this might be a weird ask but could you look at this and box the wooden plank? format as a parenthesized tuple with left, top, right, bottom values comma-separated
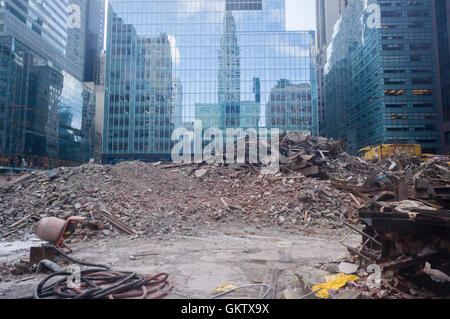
(351, 189, 371, 201)
(318, 150, 328, 159)
(342, 244, 375, 263)
(97, 210, 138, 235)
(349, 193, 361, 206)
(9, 214, 31, 229)
(342, 221, 382, 246)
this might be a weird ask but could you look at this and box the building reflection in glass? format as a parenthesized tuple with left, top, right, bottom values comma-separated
(104, 0, 316, 163)
(0, 36, 94, 168)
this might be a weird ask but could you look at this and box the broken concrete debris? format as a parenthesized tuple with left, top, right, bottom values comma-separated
(337, 158, 450, 298)
(338, 262, 359, 274)
(1, 132, 449, 299)
(0, 134, 362, 241)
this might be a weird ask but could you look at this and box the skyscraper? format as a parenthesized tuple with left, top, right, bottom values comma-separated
(103, 0, 316, 164)
(323, 0, 441, 155)
(0, 0, 71, 75)
(84, 0, 106, 83)
(0, 0, 100, 168)
(433, 0, 450, 153)
(315, 0, 348, 136)
(66, 0, 87, 81)
(218, 11, 241, 127)
(266, 80, 313, 132)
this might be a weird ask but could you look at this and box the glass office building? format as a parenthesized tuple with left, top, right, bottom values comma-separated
(433, 0, 450, 153)
(84, 0, 106, 82)
(0, 0, 96, 168)
(103, 0, 317, 163)
(323, 0, 441, 154)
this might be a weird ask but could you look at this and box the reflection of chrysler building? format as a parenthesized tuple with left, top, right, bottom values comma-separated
(218, 11, 240, 127)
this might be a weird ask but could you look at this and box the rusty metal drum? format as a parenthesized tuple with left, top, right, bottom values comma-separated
(36, 217, 66, 244)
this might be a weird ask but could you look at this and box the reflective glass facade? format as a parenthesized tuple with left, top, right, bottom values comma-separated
(0, 0, 86, 80)
(103, 0, 316, 163)
(84, 0, 105, 82)
(324, 0, 441, 154)
(0, 36, 94, 168)
(0, 0, 97, 168)
(434, 0, 450, 152)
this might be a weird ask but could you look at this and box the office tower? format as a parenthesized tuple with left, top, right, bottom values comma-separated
(0, 0, 98, 168)
(105, 10, 176, 160)
(84, 0, 106, 82)
(324, 0, 441, 155)
(0, 0, 68, 75)
(433, 0, 450, 153)
(66, 0, 87, 81)
(103, 0, 316, 164)
(141, 34, 175, 153)
(315, 0, 348, 136)
(95, 51, 107, 86)
(266, 80, 313, 131)
(218, 11, 241, 127)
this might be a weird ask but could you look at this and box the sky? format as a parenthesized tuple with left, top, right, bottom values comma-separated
(286, 0, 316, 31)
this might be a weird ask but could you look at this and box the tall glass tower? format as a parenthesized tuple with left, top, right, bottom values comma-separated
(0, 0, 98, 168)
(103, 0, 316, 163)
(324, 0, 441, 154)
(218, 11, 241, 127)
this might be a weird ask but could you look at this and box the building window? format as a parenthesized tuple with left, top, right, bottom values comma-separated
(412, 89, 432, 96)
(385, 89, 406, 96)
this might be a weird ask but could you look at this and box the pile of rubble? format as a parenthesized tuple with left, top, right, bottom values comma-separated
(0, 161, 221, 239)
(209, 132, 450, 298)
(323, 155, 450, 298)
(0, 158, 361, 241)
(1, 132, 449, 240)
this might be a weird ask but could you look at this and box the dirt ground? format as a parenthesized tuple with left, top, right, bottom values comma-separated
(0, 224, 359, 299)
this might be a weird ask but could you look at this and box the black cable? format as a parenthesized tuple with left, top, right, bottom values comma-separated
(44, 244, 110, 270)
(19, 245, 172, 299)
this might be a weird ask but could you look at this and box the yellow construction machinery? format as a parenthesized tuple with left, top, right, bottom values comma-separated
(357, 144, 422, 161)
(358, 144, 450, 167)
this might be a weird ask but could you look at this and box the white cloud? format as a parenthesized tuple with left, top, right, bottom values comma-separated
(168, 34, 181, 65)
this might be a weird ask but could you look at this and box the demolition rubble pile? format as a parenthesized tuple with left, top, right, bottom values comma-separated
(177, 132, 450, 298)
(0, 162, 359, 241)
(1, 132, 449, 248)
(0, 133, 360, 241)
(305, 148, 450, 298)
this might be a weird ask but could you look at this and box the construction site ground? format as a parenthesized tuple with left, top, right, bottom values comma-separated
(0, 224, 359, 299)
